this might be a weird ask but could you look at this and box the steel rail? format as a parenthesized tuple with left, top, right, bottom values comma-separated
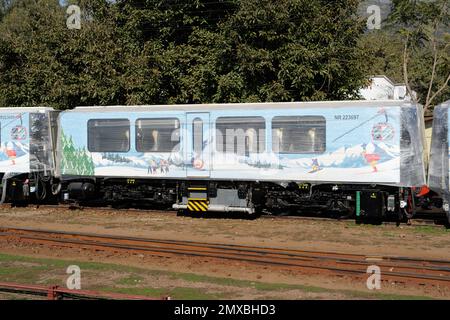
(1, 227, 450, 287)
(1, 225, 449, 265)
(0, 281, 169, 300)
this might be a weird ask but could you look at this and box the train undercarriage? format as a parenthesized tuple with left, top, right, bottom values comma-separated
(42, 177, 430, 223)
(1, 173, 445, 224)
(0, 172, 60, 206)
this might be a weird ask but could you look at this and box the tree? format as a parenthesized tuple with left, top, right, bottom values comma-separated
(0, 0, 14, 21)
(358, 30, 404, 83)
(0, 0, 160, 109)
(0, 0, 372, 108)
(389, 0, 449, 112)
(145, 0, 368, 103)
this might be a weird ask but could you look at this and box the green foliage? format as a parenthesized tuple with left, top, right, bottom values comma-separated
(154, 0, 368, 103)
(0, 0, 14, 22)
(360, 0, 449, 107)
(359, 30, 404, 83)
(0, 0, 159, 109)
(61, 130, 95, 175)
(0, 0, 373, 108)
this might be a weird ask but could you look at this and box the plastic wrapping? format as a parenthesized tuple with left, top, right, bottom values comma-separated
(399, 102, 426, 187)
(0, 108, 57, 175)
(57, 101, 426, 188)
(29, 111, 59, 174)
(428, 100, 450, 196)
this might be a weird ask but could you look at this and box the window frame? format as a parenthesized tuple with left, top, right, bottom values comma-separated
(135, 117, 181, 153)
(87, 118, 131, 153)
(271, 115, 326, 154)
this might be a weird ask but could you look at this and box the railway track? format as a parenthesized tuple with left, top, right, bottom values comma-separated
(0, 281, 169, 300)
(1, 226, 450, 288)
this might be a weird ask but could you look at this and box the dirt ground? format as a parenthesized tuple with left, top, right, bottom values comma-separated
(0, 206, 449, 299)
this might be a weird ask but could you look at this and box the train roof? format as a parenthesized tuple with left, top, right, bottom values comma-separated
(0, 107, 54, 113)
(67, 100, 414, 113)
(433, 100, 450, 108)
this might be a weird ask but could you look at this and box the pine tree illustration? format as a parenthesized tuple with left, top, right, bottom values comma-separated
(61, 130, 95, 175)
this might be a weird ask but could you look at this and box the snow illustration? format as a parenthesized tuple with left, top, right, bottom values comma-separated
(0, 113, 30, 173)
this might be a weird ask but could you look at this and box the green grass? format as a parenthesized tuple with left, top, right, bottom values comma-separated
(0, 263, 48, 283)
(98, 286, 226, 300)
(116, 275, 145, 286)
(0, 252, 155, 274)
(382, 232, 396, 238)
(412, 225, 450, 235)
(0, 252, 438, 300)
(170, 270, 433, 299)
(345, 222, 379, 229)
(174, 272, 328, 293)
(345, 221, 450, 235)
(95, 286, 167, 297)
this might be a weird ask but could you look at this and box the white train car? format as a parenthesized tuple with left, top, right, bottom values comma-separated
(0, 107, 59, 204)
(428, 100, 450, 223)
(57, 101, 425, 220)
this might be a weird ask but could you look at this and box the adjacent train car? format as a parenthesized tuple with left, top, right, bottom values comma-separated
(0, 107, 59, 204)
(428, 100, 450, 223)
(57, 101, 426, 221)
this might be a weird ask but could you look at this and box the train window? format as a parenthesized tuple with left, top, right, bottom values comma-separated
(193, 118, 203, 155)
(88, 119, 130, 153)
(136, 118, 180, 152)
(272, 116, 326, 153)
(216, 117, 265, 155)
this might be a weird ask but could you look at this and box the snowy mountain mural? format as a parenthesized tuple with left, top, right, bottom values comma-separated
(58, 104, 408, 184)
(91, 152, 185, 169)
(281, 142, 399, 169)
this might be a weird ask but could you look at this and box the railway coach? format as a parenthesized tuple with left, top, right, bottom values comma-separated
(0, 107, 60, 204)
(428, 100, 450, 223)
(56, 101, 426, 221)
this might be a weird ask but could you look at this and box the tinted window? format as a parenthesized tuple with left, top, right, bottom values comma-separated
(88, 119, 130, 152)
(272, 116, 326, 153)
(136, 118, 180, 152)
(216, 117, 265, 155)
(193, 118, 203, 155)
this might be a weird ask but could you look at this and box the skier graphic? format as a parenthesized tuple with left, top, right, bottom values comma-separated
(361, 143, 380, 173)
(148, 159, 157, 174)
(160, 159, 169, 174)
(5, 142, 17, 165)
(308, 158, 322, 173)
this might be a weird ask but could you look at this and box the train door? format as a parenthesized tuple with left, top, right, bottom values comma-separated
(185, 113, 210, 178)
